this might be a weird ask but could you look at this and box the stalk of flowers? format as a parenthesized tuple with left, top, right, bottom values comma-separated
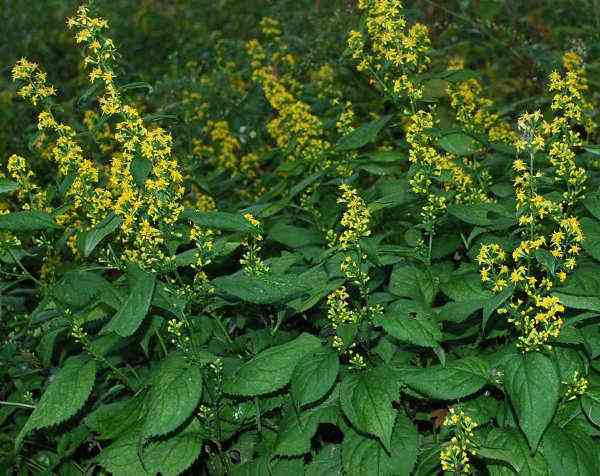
(440, 408, 479, 475)
(11, 59, 111, 228)
(67, 4, 185, 271)
(478, 110, 585, 351)
(544, 53, 591, 207)
(405, 110, 490, 256)
(240, 213, 269, 275)
(4, 155, 47, 211)
(561, 51, 597, 136)
(446, 78, 517, 145)
(347, 0, 431, 103)
(326, 184, 383, 368)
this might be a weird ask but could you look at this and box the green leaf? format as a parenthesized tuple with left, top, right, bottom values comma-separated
(85, 396, 146, 440)
(341, 412, 419, 476)
(269, 223, 323, 248)
(306, 445, 342, 476)
(448, 202, 514, 227)
(0, 178, 18, 194)
(388, 263, 436, 306)
(0, 210, 60, 231)
(131, 155, 152, 187)
(291, 349, 340, 407)
(97, 419, 203, 476)
(274, 403, 338, 456)
(80, 212, 123, 257)
(584, 191, 600, 221)
(376, 300, 442, 347)
(103, 265, 155, 337)
(581, 218, 600, 261)
(503, 352, 560, 451)
(397, 356, 490, 400)
(144, 353, 203, 438)
(581, 383, 600, 427)
(224, 333, 323, 396)
(485, 428, 548, 476)
(16, 356, 96, 450)
(335, 115, 390, 151)
(540, 423, 597, 476)
(182, 208, 255, 233)
(340, 366, 399, 451)
(214, 271, 310, 305)
(438, 132, 481, 156)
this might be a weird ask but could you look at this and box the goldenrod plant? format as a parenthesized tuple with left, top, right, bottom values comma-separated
(2, 1, 600, 474)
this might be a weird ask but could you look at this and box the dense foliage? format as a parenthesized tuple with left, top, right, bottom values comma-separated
(2, 0, 600, 474)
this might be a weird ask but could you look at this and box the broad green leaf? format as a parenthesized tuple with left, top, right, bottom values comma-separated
(341, 412, 419, 476)
(223, 333, 323, 396)
(96, 419, 203, 476)
(503, 352, 560, 451)
(144, 352, 203, 438)
(485, 428, 549, 476)
(0, 210, 60, 231)
(182, 208, 256, 233)
(340, 366, 399, 451)
(438, 132, 481, 156)
(388, 263, 436, 306)
(335, 115, 390, 151)
(274, 403, 338, 456)
(448, 202, 514, 227)
(540, 423, 597, 476)
(0, 178, 18, 194)
(132, 155, 152, 186)
(586, 191, 600, 220)
(581, 383, 600, 427)
(306, 445, 342, 476)
(214, 271, 310, 305)
(80, 212, 123, 257)
(16, 356, 96, 450)
(269, 223, 323, 248)
(85, 396, 146, 440)
(377, 300, 442, 347)
(103, 265, 155, 337)
(291, 349, 340, 407)
(581, 217, 600, 261)
(52, 271, 122, 310)
(397, 356, 490, 400)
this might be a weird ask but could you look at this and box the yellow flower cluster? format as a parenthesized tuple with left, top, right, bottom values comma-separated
(335, 184, 371, 250)
(563, 371, 589, 401)
(240, 213, 269, 275)
(5, 154, 46, 210)
(446, 78, 516, 144)
(348, 0, 431, 101)
(476, 243, 509, 292)
(11, 58, 56, 106)
(440, 408, 478, 474)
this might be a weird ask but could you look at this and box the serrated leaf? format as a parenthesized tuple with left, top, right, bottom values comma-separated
(335, 115, 390, 151)
(388, 263, 436, 306)
(80, 212, 122, 257)
(96, 419, 203, 476)
(438, 132, 481, 156)
(340, 366, 399, 451)
(581, 383, 600, 427)
(274, 403, 338, 456)
(224, 333, 323, 396)
(16, 356, 96, 450)
(397, 356, 490, 400)
(182, 208, 256, 233)
(581, 217, 600, 261)
(144, 352, 203, 438)
(85, 396, 146, 440)
(0, 178, 18, 194)
(214, 271, 310, 305)
(540, 423, 597, 476)
(448, 202, 514, 227)
(377, 300, 442, 347)
(0, 210, 60, 231)
(485, 428, 548, 476)
(503, 352, 559, 451)
(291, 349, 339, 407)
(306, 444, 342, 476)
(341, 412, 419, 476)
(103, 265, 155, 337)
